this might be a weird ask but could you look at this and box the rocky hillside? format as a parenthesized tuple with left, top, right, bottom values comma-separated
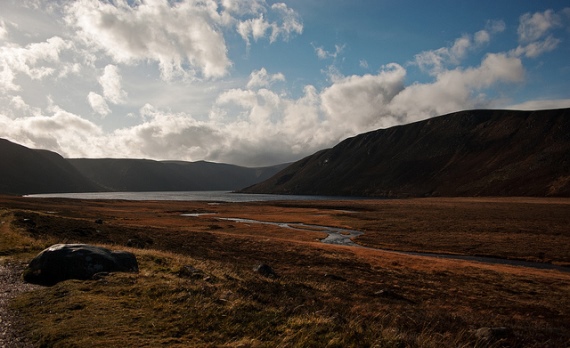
(240, 108, 570, 197)
(0, 139, 103, 195)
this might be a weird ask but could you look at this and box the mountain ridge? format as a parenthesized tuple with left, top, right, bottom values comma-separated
(240, 108, 570, 197)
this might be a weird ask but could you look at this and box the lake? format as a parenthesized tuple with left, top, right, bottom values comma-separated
(25, 191, 365, 202)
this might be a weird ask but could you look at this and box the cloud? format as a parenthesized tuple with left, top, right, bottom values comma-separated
(64, 0, 231, 80)
(320, 63, 406, 132)
(221, 0, 266, 16)
(391, 53, 524, 121)
(506, 99, 570, 110)
(513, 8, 569, 58)
(518, 9, 563, 43)
(0, 36, 72, 92)
(413, 20, 505, 75)
(0, 106, 103, 157)
(99, 65, 127, 104)
(313, 44, 345, 60)
(87, 92, 111, 117)
(237, 2, 302, 45)
(513, 36, 561, 58)
(246, 68, 285, 89)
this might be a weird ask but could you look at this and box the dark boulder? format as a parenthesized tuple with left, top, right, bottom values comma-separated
(253, 264, 278, 278)
(23, 244, 139, 286)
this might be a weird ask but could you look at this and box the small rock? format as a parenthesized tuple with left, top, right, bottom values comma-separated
(178, 265, 205, 279)
(323, 273, 347, 281)
(374, 288, 412, 303)
(253, 264, 278, 278)
(474, 327, 510, 342)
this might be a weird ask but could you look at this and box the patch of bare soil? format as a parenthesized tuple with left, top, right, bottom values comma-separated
(0, 259, 39, 348)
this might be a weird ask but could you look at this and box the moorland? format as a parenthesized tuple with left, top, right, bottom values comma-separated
(1, 195, 569, 347)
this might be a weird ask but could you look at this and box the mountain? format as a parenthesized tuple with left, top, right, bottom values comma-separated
(240, 108, 570, 197)
(1, 139, 288, 195)
(0, 139, 103, 195)
(68, 158, 289, 192)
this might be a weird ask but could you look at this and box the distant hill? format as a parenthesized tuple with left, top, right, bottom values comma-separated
(0, 139, 288, 195)
(0, 139, 103, 195)
(240, 109, 570, 197)
(68, 158, 288, 192)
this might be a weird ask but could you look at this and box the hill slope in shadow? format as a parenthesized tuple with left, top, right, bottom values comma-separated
(68, 158, 288, 192)
(0, 139, 103, 195)
(240, 109, 570, 197)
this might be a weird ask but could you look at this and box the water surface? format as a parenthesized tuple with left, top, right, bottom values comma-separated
(26, 191, 361, 202)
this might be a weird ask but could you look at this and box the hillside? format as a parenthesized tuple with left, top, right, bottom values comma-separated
(68, 158, 288, 192)
(0, 139, 288, 195)
(0, 139, 103, 195)
(241, 108, 570, 197)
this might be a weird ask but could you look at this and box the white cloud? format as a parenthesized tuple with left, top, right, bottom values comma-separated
(506, 99, 570, 111)
(237, 2, 302, 45)
(0, 106, 103, 157)
(221, 0, 266, 16)
(246, 68, 285, 89)
(237, 15, 272, 44)
(87, 92, 111, 117)
(513, 8, 569, 58)
(391, 53, 524, 121)
(64, 0, 231, 80)
(99, 64, 127, 104)
(271, 3, 303, 41)
(313, 44, 345, 60)
(0, 36, 72, 92)
(320, 63, 406, 133)
(518, 9, 562, 43)
(413, 21, 505, 75)
(513, 35, 561, 58)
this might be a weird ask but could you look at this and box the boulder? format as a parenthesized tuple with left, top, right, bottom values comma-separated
(23, 244, 138, 286)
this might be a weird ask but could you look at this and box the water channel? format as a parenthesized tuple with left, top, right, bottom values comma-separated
(196, 216, 569, 273)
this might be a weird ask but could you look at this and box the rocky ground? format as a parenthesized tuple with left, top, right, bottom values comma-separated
(0, 260, 38, 348)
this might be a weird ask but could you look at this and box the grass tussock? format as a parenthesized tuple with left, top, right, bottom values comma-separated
(0, 209, 55, 257)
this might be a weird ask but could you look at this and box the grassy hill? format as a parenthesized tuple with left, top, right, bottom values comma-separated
(241, 108, 570, 197)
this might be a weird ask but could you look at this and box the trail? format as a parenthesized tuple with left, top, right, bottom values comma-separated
(0, 259, 38, 348)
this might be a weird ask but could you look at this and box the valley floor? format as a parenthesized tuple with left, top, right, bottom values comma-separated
(0, 195, 569, 347)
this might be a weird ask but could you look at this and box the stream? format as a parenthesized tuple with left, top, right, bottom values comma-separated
(183, 215, 569, 273)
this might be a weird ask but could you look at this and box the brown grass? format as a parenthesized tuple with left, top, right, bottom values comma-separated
(1, 195, 569, 347)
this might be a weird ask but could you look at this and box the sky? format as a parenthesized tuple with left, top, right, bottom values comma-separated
(1, 0, 570, 167)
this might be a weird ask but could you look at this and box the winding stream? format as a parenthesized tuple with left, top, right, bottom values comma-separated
(183, 215, 569, 273)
